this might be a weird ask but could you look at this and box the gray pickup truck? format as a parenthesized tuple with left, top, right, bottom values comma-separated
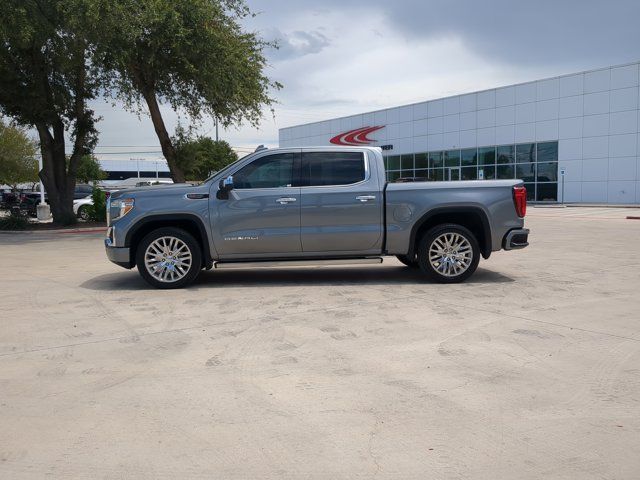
(105, 146, 529, 288)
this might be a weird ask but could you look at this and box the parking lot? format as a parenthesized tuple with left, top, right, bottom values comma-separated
(1, 207, 639, 479)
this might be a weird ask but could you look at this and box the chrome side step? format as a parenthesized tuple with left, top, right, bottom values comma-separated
(214, 257, 383, 270)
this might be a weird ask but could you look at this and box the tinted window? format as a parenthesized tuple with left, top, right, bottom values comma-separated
(537, 142, 558, 162)
(497, 145, 514, 164)
(303, 152, 365, 186)
(478, 147, 495, 165)
(461, 148, 477, 166)
(414, 153, 428, 169)
(234, 153, 294, 189)
(516, 143, 535, 163)
(444, 150, 460, 167)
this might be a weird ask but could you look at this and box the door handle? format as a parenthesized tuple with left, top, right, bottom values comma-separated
(356, 195, 376, 202)
(276, 197, 297, 204)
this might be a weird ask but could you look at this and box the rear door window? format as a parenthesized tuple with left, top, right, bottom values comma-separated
(302, 152, 365, 186)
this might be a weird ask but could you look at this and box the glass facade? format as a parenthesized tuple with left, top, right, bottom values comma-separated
(384, 141, 559, 202)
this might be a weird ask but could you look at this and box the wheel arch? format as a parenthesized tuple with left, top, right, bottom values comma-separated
(125, 214, 212, 268)
(408, 206, 492, 259)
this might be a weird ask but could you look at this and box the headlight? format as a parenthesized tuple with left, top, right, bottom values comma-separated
(110, 198, 135, 221)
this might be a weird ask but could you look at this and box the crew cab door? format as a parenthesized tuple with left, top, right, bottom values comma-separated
(300, 150, 383, 253)
(211, 152, 302, 257)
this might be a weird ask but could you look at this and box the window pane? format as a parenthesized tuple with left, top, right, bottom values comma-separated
(386, 155, 400, 170)
(479, 166, 495, 180)
(415, 169, 429, 179)
(461, 148, 478, 166)
(478, 147, 496, 165)
(387, 171, 401, 182)
(234, 153, 294, 189)
(537, 141, 558, 162)
(497, 145, 514, 164)
(401, 169, 415, 179)
(401, 154, 414, 170)
(461, 166, 477, 180)
(497, 164, 515, 179)
(429, 152, 443, 168)
(516, 163, 536, 182)
(537, 162, 558, 182)
(415, 153, 428, 169)
(444, 150, 460, 167)
(537, 183, 558, 201)
(428, 168, 444, 181)
(516, 143, 535, 163)
(523, 183, 535, 201)
(303, 152, 365, 186)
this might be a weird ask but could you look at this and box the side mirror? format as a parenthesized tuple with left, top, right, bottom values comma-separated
(216, 175, 234, 200)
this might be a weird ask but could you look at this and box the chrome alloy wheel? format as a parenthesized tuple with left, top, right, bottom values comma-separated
(144, 236, 193, 283)
(428, 232, 473, 277)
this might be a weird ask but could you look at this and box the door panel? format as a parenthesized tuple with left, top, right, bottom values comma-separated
(210, 152, 302, 257)
(214, 188, 301, 256)
(300, 151, 383, 253)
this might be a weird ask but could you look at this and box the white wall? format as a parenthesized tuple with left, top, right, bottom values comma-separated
(280, 62, 640, 204)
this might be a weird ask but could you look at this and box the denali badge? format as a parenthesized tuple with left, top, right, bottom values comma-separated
(224, 236, 259, 241)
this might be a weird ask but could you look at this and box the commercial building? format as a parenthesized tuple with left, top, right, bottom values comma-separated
(97, 158, 170, 181)
(279, 62, 640, 204)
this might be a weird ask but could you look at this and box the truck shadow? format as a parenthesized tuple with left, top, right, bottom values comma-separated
(81, 266, 514, 291)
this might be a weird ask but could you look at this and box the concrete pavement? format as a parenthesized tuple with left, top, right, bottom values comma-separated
(1, 207, 639, 479)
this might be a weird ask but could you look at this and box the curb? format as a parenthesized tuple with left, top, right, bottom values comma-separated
(0, 227, 106, 235)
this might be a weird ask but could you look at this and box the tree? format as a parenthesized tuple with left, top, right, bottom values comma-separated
(74, 154, 107, 184)
(0, 119, 39, 189)
(0, 0, 101, 224)
(93, 0, 279, 183)
(173, 127, 238, 181)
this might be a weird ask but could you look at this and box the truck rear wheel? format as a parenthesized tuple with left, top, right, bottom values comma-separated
(136, 227, 202, 289)
(417, 224, 480, 283)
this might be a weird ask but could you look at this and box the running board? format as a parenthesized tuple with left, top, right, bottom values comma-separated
(214, 257, 383, 269)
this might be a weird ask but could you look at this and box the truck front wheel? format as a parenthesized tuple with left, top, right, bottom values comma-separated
(136, 227, 202, 289)
(417, 224, 480, 283)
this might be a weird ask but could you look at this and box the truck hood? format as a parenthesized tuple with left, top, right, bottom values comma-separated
(109, 183, 200, 199)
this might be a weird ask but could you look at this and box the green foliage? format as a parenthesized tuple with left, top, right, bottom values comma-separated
(0, 212, 30, 230)
(89, 186, 107, 222)
(173, 127, 239, 181)
(74, 155, 107, 184)
(0, 0, 101, 224)
(0, 119, 39, 188)
(94, 0, 280, 127)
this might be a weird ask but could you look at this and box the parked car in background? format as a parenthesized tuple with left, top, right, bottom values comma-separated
(73, 184, 94, 199)
(73, 196, 93, 221)
(135, 180, 173, 187)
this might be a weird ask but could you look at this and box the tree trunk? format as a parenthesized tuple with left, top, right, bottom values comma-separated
(140, 87, 186, 183)
(36, 123, 77, 225)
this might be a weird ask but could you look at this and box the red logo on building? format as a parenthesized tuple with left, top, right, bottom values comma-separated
(329, 126, 384, 146)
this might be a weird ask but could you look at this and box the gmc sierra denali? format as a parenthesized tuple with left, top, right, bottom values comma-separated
(105, 146, 529, 288)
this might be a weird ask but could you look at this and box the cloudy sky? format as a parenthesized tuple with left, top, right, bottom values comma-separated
(93, 0, 640, 160)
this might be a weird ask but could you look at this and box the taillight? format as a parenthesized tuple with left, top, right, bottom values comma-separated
(513, 186, 527, 218)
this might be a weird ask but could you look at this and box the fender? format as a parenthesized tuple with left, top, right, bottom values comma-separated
(124, 213, 213, 266)
(407, 206, 492, 259)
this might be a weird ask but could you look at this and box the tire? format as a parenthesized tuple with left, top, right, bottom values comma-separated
(78, 205, 90, 221)
(136, 227, 202, 289)
(417, 223, 480, 283)
(396, 254, 419, 268)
